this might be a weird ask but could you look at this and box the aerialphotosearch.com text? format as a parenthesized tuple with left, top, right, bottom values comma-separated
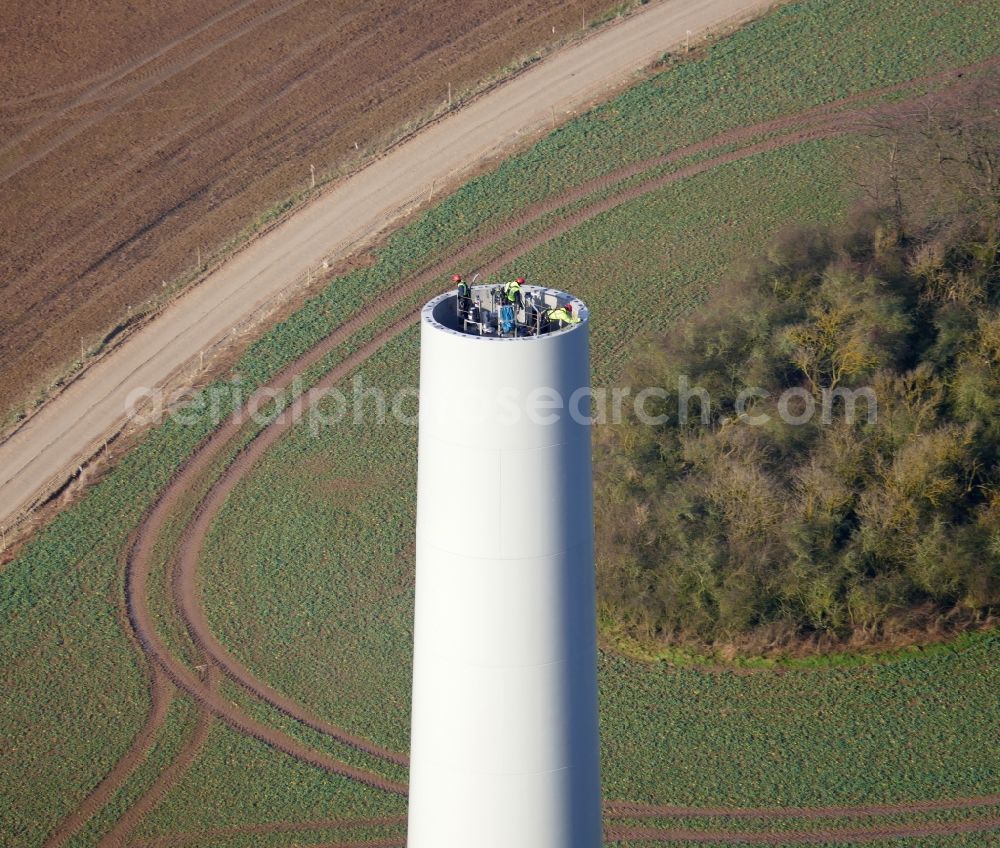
(124, 374, 877, 432)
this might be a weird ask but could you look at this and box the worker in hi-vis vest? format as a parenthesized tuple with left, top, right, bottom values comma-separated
(547, 302, 581, 326)
(503, 277, 525, 309)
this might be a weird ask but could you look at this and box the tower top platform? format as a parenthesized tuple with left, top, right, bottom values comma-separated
(422, 284, 588, 341)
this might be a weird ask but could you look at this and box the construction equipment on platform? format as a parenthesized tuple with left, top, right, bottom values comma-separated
(450, 277, 584, 338)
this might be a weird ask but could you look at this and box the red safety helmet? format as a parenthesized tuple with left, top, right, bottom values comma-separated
(516, 277, 525, 284)
(565, 303, 573, 312)
(452, 274, 463, 282)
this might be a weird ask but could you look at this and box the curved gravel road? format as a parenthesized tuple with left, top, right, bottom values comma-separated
(0, 0, 772, 529)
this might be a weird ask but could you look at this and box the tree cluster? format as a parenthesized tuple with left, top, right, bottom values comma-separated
(595, 75, 1000, 652)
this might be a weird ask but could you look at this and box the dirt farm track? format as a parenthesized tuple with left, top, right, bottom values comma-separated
(0, 0, 622, 417)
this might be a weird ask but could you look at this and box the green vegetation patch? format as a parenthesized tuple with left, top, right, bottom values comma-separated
(598, 634, 1000, 806)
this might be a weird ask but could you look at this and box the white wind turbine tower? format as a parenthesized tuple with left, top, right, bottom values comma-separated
(407, 283, 602, 848)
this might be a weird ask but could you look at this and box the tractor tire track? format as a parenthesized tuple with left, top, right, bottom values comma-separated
(125, 319, 416, 797)
(130, 816, 407, 848)
(479, 123, 862, 280)
(451, 55, 1000, 255)
(94, 668, 218, 848)
(42, 664, 173, 848)
(604, 795, 1000, 821)
(173, 464, 410, 766)
(475, 71, 1000, 281)
(604, 816, 1000, 844)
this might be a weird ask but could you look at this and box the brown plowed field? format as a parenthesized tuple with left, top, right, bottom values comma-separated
(0, 0, 617, 417)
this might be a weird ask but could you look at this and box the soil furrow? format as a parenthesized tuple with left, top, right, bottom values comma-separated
(0, 2, 422, 320)
(0, 0, 267, 112)
(0, 0, 313, 184)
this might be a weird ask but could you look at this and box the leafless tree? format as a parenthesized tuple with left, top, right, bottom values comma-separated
(860, 69, 1000, 235)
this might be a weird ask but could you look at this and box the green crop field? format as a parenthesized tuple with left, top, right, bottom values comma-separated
(2, 0, 1000, 845)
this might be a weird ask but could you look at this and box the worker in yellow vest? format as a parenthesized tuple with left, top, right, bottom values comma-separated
(547, 302, 581, 327)
(503, 277, 525, 309)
